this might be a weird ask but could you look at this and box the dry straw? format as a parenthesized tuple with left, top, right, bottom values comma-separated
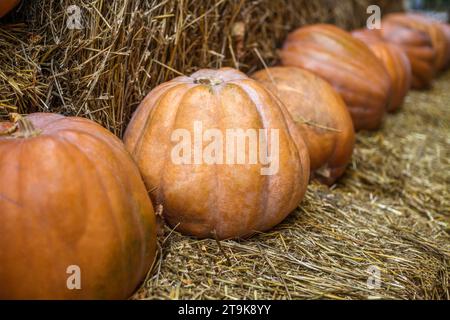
(0, 0, 447, 299)
(2, 0, 401, 135)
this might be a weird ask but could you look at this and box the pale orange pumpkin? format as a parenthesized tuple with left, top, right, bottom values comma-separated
(0, 0, 20, 18)
(124, 67, 310, 240)
(280, 24, 391, 131)
(0, 113, 157, 299)
(252, 67, 355, 185)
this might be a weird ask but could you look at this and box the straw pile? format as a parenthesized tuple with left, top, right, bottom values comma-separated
(1, 0, 402, 135)
(135, 72, 449, 299)
(2, 0, 448, 300)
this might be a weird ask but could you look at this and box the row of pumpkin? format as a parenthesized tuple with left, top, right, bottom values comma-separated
(1, 12, 449, 299)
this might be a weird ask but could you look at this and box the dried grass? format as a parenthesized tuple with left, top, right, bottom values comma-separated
(2, 0, 401, 135)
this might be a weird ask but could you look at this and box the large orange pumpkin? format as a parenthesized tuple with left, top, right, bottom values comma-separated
(252, 67, 355, 185)
(124, 67, 310, 240)
(280, 24, 391, 131)
(0, 113, 157, 299)
(0, 0, 20, 18)
(351, 31, 412, 112)
(381, 14, 442, 89)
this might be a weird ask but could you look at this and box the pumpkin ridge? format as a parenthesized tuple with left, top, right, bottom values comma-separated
(54, 133, 131, 297)
(283, 48, 387, 100)
(283, 44, 387, 90)
(132, 83, 187, 158)
(125, 80, 185, 152)
(236, 80, 303, 231)
(210, 86, 225, 237)
(158, 84, 201, 220)
(64, 127, 153, 290)
(223, 81, 268, 235)
(268, 88, 309, 214)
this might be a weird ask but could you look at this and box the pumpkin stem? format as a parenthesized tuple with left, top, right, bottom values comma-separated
(0, 113, 41, 138)
(194, 77, 223, 86)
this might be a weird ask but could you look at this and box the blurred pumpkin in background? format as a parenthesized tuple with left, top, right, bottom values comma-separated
(280, 24, 391, 131)
(439, 23, 450, 68)
(381, 14, 442, 89)
(0, 113, 157, 299)
(352, 30, 412, 112)
(367, 42, 412, 112)
(0, 0, 20, 18)
(124, 67, 310, 240)
(252, 67, 355, 185)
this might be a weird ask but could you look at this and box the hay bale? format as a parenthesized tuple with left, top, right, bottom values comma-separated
(2, 0, 402, 135)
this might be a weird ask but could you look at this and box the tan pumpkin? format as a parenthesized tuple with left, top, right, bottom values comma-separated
(252, 67, 355, 185)
(124, 67, 310, 240)
(0, 0, 20, 18)
(381, 14, 443, 89)
(280, 24, 391, 131)
(0, 113, 156, 299)
(351, 31, 412, 112)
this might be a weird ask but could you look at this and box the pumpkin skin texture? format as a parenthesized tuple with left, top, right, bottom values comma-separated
(280, 24, 391, 131)
(351, 28, 383, 44)
(0, 0, 20, 18)
(353, 39, 412, 112)
(381, 14, 440, 89)
(439, 23, 450, 68)
(0, 113, 157, 300)
(124, 67, 310, 240)
(252, 67, 355, 185)
(406, 14, 449, 72)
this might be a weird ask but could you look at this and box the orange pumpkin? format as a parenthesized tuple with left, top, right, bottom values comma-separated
(0, 0, 20, 18)
(280, 24, 391, 131)
(439, 23, 450, 68)
(368, 42, 411, 112)
(406, 14, 449, 72)
(124, 67, 310, 240)
(0, 113, 157, 299)
(252, 67, 355, 185)
(351, 28, 383, 44)
(381, 14, 444, 89)
(351, 31, 412, 112)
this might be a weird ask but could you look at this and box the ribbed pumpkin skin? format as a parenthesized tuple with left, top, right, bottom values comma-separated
(280, 24, 391, 131)
(440, 23, 450, 68)
(381, 14, 443, 89)
(367, 42, 412, 112)
(252, 67, 355, 186)
(0, 0, 20, 18)
(351, 28, 383, 44)
(124, 68, 310, 240)
(351, 28, 412, 111)
(406, 14, 449, 72)
(0, 113, 157, 299)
